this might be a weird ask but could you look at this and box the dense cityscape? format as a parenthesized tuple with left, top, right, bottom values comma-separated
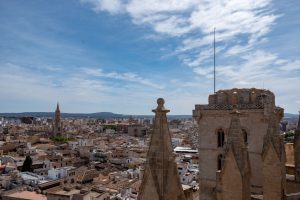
(0, 89, 300, 199)
(0, 101, 199, 199)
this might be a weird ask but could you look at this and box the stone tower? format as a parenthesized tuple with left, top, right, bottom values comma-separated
(53, 102, 62, 136)
(262, 113, 286, 199)
(216, 109, 251, 200)
(295, 112, 300, 182)
(138, 98, 186, 200)
(193, 88, 283, 199)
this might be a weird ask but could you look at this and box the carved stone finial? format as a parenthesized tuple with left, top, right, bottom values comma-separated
(157, 98, 164, 108)
(153, 98, 169, 113)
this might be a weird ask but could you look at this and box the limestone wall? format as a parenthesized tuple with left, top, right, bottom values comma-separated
(194, 88, 282, 199)
(286, 143, 295, 165)
(197, 110, 267, 195)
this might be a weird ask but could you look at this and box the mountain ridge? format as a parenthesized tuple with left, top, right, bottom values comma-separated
(0, 112, 191, 119)
(0, 112, 297, 119)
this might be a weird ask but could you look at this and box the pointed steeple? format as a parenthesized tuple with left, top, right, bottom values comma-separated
(138, 98, 186, 200)
(262, 111, 286, 199)
(262, 112, 285, 162)
(225, 108, 250, 174)
(297, 111, 300, 130)
(295, 111, 300, 182)
(227, 108, 244, 146)
(56, 102, 60, 112)
(53, 102, 62, 136)
(216, 108, 251, 200)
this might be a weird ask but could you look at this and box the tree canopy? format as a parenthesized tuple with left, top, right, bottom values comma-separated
(21, 155, 33, 172)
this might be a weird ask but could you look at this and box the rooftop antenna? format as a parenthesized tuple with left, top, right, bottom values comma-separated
(214, 27, 216, 94)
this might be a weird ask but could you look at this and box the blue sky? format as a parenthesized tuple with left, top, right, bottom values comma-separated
(0, 0, 299, 114)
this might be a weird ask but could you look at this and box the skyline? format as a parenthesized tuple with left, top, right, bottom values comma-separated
(0, 0, 300, 114)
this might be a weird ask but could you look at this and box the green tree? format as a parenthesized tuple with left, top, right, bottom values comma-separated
(285, 131, 295, 138)
(21, 155, 33, 172)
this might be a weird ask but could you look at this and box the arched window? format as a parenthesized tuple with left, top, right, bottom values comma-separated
(217, 154, 223, 170)
(242, 129, 248, 145)
(217, 129, 225, 147)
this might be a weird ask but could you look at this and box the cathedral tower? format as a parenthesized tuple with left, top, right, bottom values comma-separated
(137, 98, 186, 200)
(193, 88, 283, 198)
(53, 102, 62, 136)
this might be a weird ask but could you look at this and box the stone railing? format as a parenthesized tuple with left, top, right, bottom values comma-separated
(195, 103, 264, 110)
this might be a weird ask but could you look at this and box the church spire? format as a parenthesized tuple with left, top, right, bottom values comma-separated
(262, 112, 285, 161)
(295, 111, 300, 182)
(138, 98, 186, 200)
(53, 102, 62, 136)
(297, 111, 300, 130)
(56, 102, 60, 112)
(216, 108, 251, 200)
(225, 108, 249, 173)
(262, 111, 286, 199)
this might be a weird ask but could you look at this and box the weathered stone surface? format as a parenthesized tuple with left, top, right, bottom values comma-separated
(138, 98, 186, 200)
(53, 102, 62, 136)
(216, 110, 251, 200)
(193, 88, 284, 199)
(294, 112, 300, 182)
(262, 114, 286, 200)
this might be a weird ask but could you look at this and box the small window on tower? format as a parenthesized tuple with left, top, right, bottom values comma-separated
(242, 129, 248, 145)
(217, 129, 225, 147)
(217, 154, 223, 170)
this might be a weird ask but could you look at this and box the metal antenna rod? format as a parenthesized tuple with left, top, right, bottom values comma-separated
(214, 27, 216, 94)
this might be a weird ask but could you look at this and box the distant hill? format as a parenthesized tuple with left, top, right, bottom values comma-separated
(0, 112, 124, 119)
(0, 112, 192, 119)
(284, 113, 298, 119)
(0, 111, 297, 120)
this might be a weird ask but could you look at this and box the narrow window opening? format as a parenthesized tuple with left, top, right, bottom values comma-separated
(217, 154, 223, 170)
(242, 129, 248, 145)
(217, 129, 225, 147)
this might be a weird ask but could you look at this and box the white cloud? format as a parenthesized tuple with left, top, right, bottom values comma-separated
(81, 0, 125, 14)
(216, 50, 300, 87)
(226, 45, 252, 56)
(0, 63, 165, 113)
(81, 0, 278, 65)
(279, 60, 300, 71)
(80, 0, 300, 113)
(0, 63, 110, 103)
(82, 68, 164, 89)
(193, 67, 213, 76)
